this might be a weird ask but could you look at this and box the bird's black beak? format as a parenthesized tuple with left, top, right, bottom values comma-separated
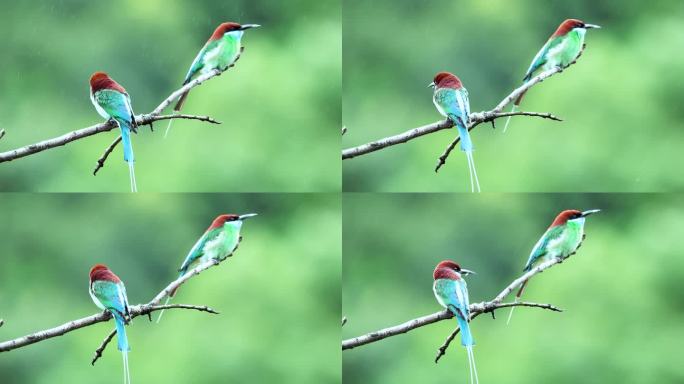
(581, 209, 601, 217)
(240, 24, 261, 31)
(428, 81, 436, 88)
(460, 268, 476, 276)
(238, 213, 258, 220)
(584, 24, 601, 29)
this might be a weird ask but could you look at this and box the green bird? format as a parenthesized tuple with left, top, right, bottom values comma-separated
(156, 213, 257, 323)
(165, 22, 260, 138)
(503, 19, 600, 132)
(507, 209, 600, 324)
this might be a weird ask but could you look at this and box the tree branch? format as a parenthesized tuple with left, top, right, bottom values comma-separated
(0, 68, 225, 165)
(91, 114, 220, 175)
(0, 238, 239, 355)
(342, 257, 563, 351)
(0, 129, 5, 141)
(341, 44, 586, 164)
(90, 304, 218, 365)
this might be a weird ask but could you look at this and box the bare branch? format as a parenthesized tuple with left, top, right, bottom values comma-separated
(342, 317, 347, 327)
(342, 126, 347, 136)
(341, 44, 587, 163)
(0, 129, 5, 141)
(342, 257, 563, 351)
(0, 68, 225, 165)
(90, 303, 218, 365)
(433, 301, 560, 363)
(0, 238, 240, 355)
(0, 319, 4, 328)
(433, 111, 560, 172)
(91, 114, 220, 175)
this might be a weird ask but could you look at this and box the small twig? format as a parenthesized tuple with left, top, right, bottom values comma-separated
(433, 111, 561, 172)
(342, 126, 347, 136)
(434, 301, 561, 363)
(342, 257, 563, 351)
(0, 319, 4, 328)
(93, 137, 121, 175)
(90, 303, 218, 365)
(342, 317, 347, 327)
(0, 129, 5, 141)
(91, 114, 220, 175)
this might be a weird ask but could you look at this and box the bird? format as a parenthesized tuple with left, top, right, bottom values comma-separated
(433, 260, 479, 384)
(89, 72, 139, 192)
(156, 213, 258, 323)
(503, 19, 601, 132)
(164, 22, 260, 138)
(89, 264, 131, 384)
(507, 209, 600, 324)
(429, 72, 481, 192)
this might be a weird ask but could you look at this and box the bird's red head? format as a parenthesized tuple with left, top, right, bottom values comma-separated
(553, 19, 587, 37)
(208, 214, 241, 230)
(89, 264, 120, 283)
(89, 71, 126, 94)
(550, 209, 583, 227)
(433, 260, 462, 280)
(209, 22, 244, 40)
(432, 72, 463, 89)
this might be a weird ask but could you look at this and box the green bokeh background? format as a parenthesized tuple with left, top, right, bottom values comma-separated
(343, 193, 684, 383)
(0, 193, 341, 383)
(342, 0, 684, 192)
(0, 0, 341, 192)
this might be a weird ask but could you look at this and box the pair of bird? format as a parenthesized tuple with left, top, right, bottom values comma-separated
(88, 212, 257, 384)
(433, 208, 600, 384)
(89, 22, 260, 192)
(429, 19, 601, 193)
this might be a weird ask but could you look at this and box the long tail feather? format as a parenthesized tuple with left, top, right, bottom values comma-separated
(122, 350, 130, 384)
(507, 279, 529, 325)
(128, 162, 137, 193)
(502, 104, 519, 133)
(466, 151, 481, 193)
(174, 90, 190, 113)
(506, 297, 519, 325)
(156, 296, 172, 324)
(467, 346, 480, 384)
(164, 118, 174, 139)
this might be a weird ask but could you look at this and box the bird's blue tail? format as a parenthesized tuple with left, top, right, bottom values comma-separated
(456, 315, 474, 347)
(113, 313, 129, 352)
(118, 120, 137, 193)
(119, 121, 134, 163)
(456, 124, 473, 153)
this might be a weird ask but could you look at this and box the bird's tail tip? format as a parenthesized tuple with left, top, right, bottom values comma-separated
(128, 162, 137, 193)
(502, 105, 519, 133)
(155, 296, 173, 324)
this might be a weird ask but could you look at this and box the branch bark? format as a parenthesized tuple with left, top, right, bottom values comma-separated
(0, 245, 235, 355)
(0, 68, 224, 165)
(342, 257, 563, 351)
(341, 44, 586, 165)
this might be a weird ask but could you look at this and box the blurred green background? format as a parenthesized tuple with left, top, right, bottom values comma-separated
(0, 193, 340, 383)
(342, 0, 684, 192)
(343, 193, 684, 383)
(0, 0, 340, 192)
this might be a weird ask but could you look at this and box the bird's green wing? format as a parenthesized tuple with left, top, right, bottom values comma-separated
(91, 280, 128, 319)
(94, 89, 134, 124)
(182, 39, 220, 85)
(523, 224, 565, 271)
(178, 226, 222, 274)
(522, 36, 563, 81)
